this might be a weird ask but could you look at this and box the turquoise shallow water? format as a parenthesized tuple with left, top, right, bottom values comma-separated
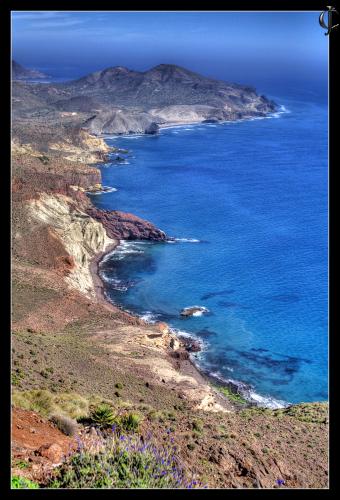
(90, 89, 328, 406)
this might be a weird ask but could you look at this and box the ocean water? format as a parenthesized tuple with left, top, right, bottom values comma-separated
(90, 89, 328, 406)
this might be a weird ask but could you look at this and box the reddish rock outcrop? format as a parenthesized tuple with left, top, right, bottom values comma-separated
(37, 443, 64, 464)
(86, 207, 168, 241)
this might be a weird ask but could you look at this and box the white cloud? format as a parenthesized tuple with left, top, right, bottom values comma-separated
(12, 11, 68, 20)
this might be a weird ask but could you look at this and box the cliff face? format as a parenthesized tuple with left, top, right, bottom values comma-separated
(12, 123, 112, 163)
(83, 110, 159, 135)
(27, 193, 116, 297)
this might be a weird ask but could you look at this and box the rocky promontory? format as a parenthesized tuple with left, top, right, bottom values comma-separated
(12, 59, 49, 81)
(12, 62, 277, 135)
(86, 207, 168, 241)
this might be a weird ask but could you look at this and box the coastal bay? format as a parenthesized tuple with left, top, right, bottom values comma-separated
(92, 91, 328, 407)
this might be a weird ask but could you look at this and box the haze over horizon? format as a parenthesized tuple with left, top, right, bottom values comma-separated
(12, 11, 328, 95)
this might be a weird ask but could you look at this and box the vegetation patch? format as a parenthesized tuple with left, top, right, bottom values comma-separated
(38, 155, 50, 165)
(278, 403, 328, 424)
(12, 476, 39, 489)
(12, 390, 90, 419)
(47, 430, 205, 489)
(192, 419, 204, 433)
(89, 404, 116, 427)
(214, 385, 247, 405)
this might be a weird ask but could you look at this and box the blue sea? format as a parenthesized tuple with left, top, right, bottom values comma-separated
(90, 86, 328, 407)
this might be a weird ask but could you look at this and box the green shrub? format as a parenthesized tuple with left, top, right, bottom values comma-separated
(192, 419, 203, 433)
(115, 383, 124, 390)
(166, 411, 176, 421)
(51, 414, 78, 436)
(38, 155, 50, 165)
(11, 476, 39, 489)
(90, 404, 116, 427)
(11, 373, 21, 386)
(119, 413, 142, 432)
(12, 460, 29, 469)
(214, 385, 247, 405)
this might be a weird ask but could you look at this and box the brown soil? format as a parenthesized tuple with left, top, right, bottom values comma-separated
(12, 407, 77, 483)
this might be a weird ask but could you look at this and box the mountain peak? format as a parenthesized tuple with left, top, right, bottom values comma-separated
(144, 63, 203, 82)
(105, 66, 130, 73)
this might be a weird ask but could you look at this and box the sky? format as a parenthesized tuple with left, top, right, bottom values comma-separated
(11, 11, 328, 94)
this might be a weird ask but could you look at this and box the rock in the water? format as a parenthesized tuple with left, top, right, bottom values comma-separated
(180, 306, 209, 317)
(185, 340, 202, 353)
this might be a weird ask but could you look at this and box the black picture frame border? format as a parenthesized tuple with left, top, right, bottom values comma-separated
(2, 1, 337, 497)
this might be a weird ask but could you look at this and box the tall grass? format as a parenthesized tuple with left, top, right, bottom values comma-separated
(12, 390, 90, 419)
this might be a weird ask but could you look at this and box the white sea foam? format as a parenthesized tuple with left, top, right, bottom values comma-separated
(270, 104, 291, 118)
(105, 160, 130, 166)
(100, 275, 128, 291)
(173, 238, 201, 243)
(121, 134, 149, 139)
(139, 311, 161, 324)
(247, 390, 288, 409)
(206, 370, 289, 409)
(160, 106, 289, 137)
(87, 186, 117, 195)
(170, 328, 208, 351)
(99, 240, 145, 265)
(181, 305, 209, 314)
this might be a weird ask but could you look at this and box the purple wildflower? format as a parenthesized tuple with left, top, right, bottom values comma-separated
(276, 479, 285, 486)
